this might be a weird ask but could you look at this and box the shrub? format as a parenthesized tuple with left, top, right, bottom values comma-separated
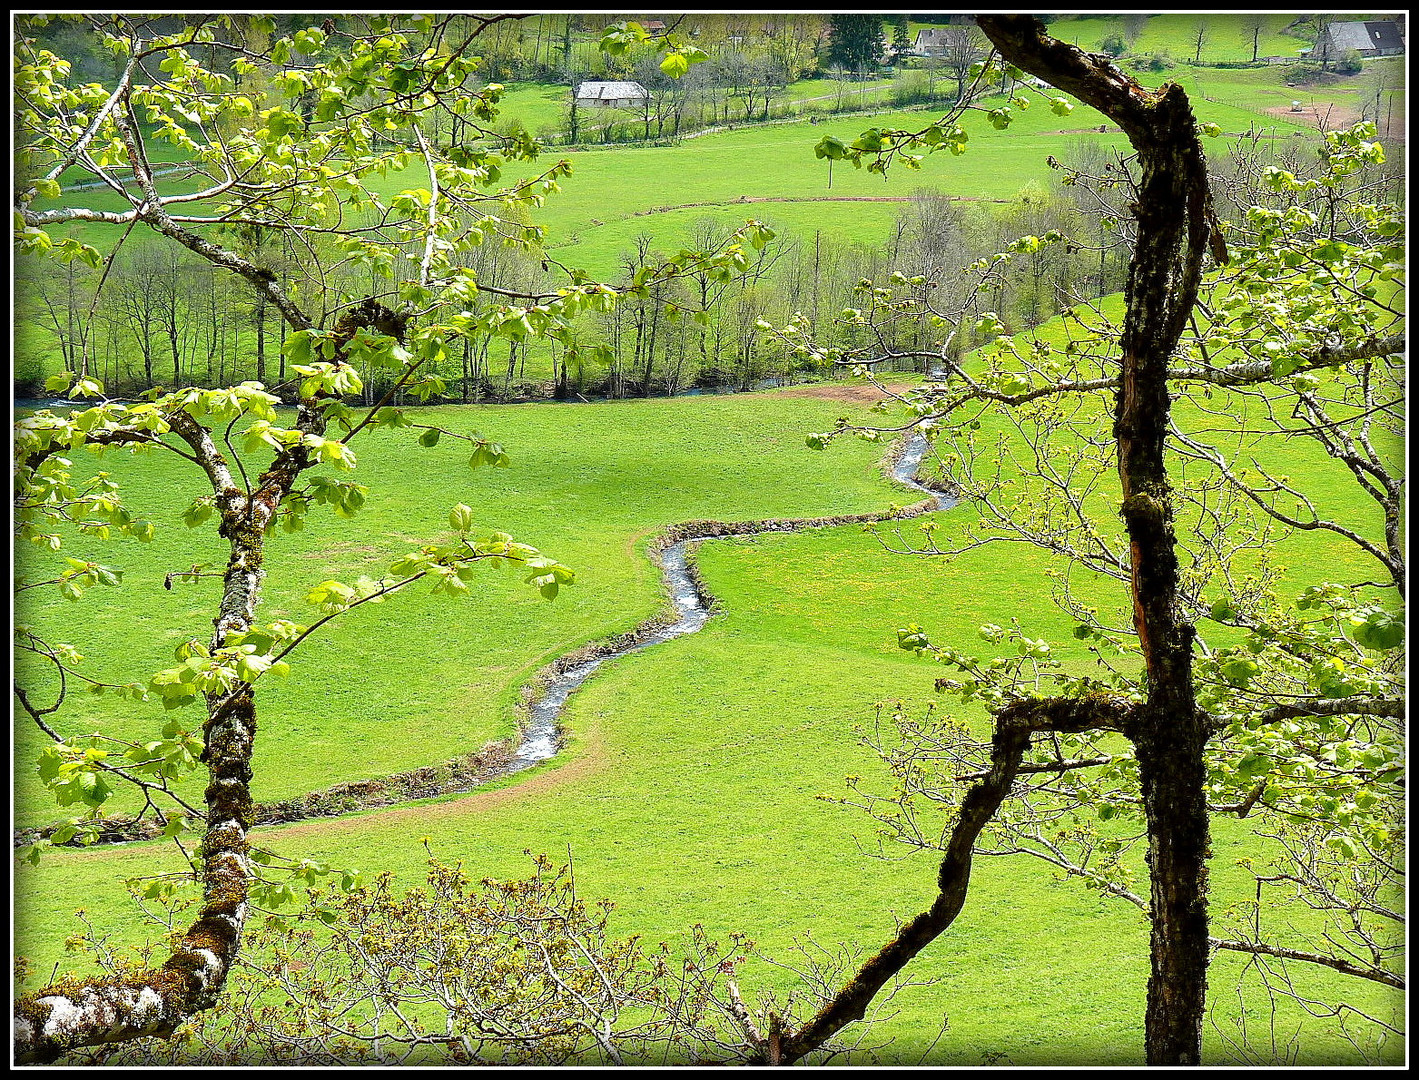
(1335, 49, 1363, 75)
(1283, 63, 1325, 86)
(1129, 50, 1175, 73)
(890, 70, 942, 107)
(1100, 34, 1127, 58)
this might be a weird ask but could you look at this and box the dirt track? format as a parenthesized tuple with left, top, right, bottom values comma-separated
(775, 382, 896, 405)
(627, 193, 1008, 219)
(1261, 100, 1364, 131)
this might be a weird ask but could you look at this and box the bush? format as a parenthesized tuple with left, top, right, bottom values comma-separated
(1335, 49, 1363, 75)
(1100, 34, 1127, 58)
(1129, 50, 1175, 73)
(890, 69, 943, 107)
(1283, 63, 1325, 86)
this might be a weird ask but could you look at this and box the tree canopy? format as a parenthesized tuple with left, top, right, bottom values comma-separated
(827, 15, 887, 72)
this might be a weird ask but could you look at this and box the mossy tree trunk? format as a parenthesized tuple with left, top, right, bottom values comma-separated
(766, 15, 1226, 1066)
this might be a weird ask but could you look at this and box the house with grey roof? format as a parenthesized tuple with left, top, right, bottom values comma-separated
(1313, 20, 1405, 60)
(911, 27, 977, 57)
(574, 80, 649, 109)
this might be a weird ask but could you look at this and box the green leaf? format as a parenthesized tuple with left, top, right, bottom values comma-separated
(448, 503, 475, 533)
(1220, 656, 1260, 687)
(897, 625, 931, 651)
(1353, 609, 1403, 651)
(660, 51, 689, 79)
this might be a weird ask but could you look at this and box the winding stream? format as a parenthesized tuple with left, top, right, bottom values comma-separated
(512, 430, 954, 770)
(17, 430, 953, 845)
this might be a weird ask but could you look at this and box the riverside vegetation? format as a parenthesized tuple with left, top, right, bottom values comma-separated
(16, 15, 1399, 400)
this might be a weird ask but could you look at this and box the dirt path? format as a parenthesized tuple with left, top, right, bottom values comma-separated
(265, 724, 615, 844)
(1262, 101, 1356, 129)
(776, 382, 897, 405)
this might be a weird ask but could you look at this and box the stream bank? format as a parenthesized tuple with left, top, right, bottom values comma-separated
(16, 431, 954, 848)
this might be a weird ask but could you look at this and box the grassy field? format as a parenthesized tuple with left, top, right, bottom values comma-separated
(33, 55, 1343, 274)
(14, 359, 1403, 1062)
(11, 15, 1405, 1060)
(1045, 12, 1308, 62)
(12, 391, 908, 830)
(18, 79, 1337, 392)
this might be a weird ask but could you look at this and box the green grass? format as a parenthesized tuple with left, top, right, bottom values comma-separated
(1046, 13, 1307, 62)
(12, 20, 1403, 1057)
(12, 391, 907, 830)
(24, 32, 1375, 391)
(14, 363, 1402, 1063)
(489, 81, 575, 137)
(34, 68, 1332, 277)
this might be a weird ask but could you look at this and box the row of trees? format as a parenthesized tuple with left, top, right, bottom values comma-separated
(28, 116, 1396, 407)
(16, 178, 1127, 403)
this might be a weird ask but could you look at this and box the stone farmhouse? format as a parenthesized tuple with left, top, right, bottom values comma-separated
(1312, 19, 1405, 61)
(574, 80, 649, 109)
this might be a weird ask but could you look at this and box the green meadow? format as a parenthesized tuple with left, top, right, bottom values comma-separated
(12, 14, 1405, 1063)
(14, 362, 1402, 1062)
(1045, 12, 1306, 61)
(31, 60, 1336, 279)
(22, 10, 1401, 395)
(19, 71, 1340, 393)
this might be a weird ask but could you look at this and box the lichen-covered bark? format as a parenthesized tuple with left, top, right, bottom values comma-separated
(15, 522, 264, 1064)
(14, 306, 393, 1064)
(977, 15, 1221, 1066)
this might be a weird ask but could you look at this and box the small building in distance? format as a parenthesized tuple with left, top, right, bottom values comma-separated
(574, 80, 650, 108)
(911, 27, 976, 57)
(1313, 20, 1405, 61)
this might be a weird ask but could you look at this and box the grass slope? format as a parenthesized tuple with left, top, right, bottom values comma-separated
(24, 15, 1397, 392)
(14, 373, 1402, 1063)
(13, 391, 905, 829)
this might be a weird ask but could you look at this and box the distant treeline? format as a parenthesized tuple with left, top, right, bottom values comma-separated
(15, 167, 1136, 404)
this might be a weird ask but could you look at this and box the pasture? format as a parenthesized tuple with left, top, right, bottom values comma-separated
(14, 360, 1403, 1062)
(17, 65, 1345, 394)
(12, 12, 1406, 1065)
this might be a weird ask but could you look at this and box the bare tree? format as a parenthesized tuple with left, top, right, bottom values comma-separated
(1242, 15, 1267, 62)
(752, 15, 1402, 1065)
(1190, 20, 1211, 64)
(942, 26, 989, 104)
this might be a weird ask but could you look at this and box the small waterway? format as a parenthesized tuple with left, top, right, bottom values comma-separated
(15, 429, 954, 846)
(511, 429, 953, 769)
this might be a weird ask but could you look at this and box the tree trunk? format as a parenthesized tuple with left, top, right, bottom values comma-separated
(13, 299, 398, 1062)
(976, 15, 1224, 1064)
(1110, 86, 1214, 1066)
(255, 292, 266, 385)
(765, 17, 1228, 1068)
(14, 411, 275, 1063)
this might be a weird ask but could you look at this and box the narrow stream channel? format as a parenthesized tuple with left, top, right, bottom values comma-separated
(16, 428, 954, 845)
(512, 429, 954, 769)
